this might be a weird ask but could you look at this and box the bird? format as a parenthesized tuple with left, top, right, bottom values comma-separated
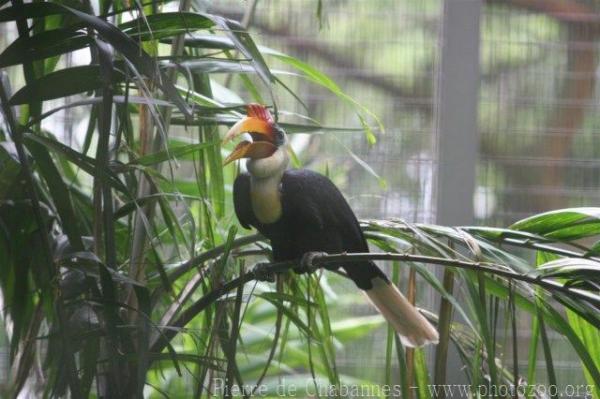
(222, 103, 439, 347)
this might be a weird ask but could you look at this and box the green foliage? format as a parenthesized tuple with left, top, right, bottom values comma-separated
(0, 1, 599, 398)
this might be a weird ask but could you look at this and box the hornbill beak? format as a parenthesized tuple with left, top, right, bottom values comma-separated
(223, 104, 278, 165)
(223, 140, 278, 165)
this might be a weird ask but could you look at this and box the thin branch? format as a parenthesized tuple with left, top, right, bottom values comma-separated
(151, 234, 263, 303)
(150, 251, 599, 356)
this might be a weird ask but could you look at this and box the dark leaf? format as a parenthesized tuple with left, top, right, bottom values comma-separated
(23, 133, 131, 196)
(119, 12, 213, 41)
(9, 65, 125, 105)
(0, 142, 21, 200)
(0, 28, 91, 68)
(180, 34, 236, 50)
(25, 138, 85, 250)
(0, 2, 70, 21)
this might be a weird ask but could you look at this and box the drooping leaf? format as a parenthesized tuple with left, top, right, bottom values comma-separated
(0, 2, 71, 21)
(180, 34, 236, 50)
(119, 12, 214, 41)
(536, 258, 600, 280)
(0, 27, 91, 68)
(9, 65, 125, 105)
(511, 207, 600, 240)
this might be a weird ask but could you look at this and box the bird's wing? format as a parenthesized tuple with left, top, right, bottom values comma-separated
(282, 170, 439, 347)
(233, 173, 256, 229)
(281, 169, 369, 253)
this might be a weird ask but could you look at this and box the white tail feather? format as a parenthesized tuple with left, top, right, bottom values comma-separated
(365, 277, 439, 347)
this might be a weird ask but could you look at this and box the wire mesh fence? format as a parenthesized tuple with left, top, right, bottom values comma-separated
(479, 2, 600, 226)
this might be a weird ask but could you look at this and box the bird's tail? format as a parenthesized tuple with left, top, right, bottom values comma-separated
(364, 276, 439, 347)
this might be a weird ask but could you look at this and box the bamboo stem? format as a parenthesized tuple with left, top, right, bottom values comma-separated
(433, 268, 455, 393)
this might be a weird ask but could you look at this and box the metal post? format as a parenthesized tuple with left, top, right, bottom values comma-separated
(433, 0, 482, 388)
(435, 0, 481, 226)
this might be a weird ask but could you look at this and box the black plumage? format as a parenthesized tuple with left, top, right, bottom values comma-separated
(233, 169, 387, 290)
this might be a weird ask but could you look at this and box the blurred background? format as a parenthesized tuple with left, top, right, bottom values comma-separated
(2, 0, 599, 392)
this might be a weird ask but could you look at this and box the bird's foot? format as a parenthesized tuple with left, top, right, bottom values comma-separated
(295, 252, 328, 274)
(251, 262, 276, 283)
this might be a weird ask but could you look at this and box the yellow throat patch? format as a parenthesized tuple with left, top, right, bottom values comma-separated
(250, 176, 283, 224)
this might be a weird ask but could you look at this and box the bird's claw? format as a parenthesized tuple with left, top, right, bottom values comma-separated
(252, 262, 276, 282)
(295, 251, 328, 274)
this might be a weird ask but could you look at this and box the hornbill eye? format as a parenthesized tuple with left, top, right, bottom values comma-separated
(273, 125, 286, 146)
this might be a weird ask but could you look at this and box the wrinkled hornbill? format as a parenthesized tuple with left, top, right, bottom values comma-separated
(223, 104, 438, 347)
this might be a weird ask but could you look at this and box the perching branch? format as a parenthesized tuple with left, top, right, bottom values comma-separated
(150, 251, 600, 356)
